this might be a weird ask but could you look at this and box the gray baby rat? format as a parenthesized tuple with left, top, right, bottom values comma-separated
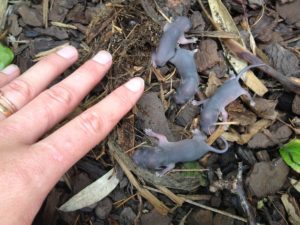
(193, 64, 265, 134)
(132, 128, 228, 176)
(170, 48, 199, 104)
(152, 16, 197, 67)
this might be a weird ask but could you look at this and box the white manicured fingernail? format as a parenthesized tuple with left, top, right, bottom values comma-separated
(1, 64, 19, 75)
(57, 46, 78, 59)
(92, 51, 112, 65)
(124, 77, 144, 92)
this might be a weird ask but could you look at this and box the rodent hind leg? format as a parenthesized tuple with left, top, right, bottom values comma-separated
(240, 88, 255, 106)
(220, 108, 229, 130)
(192, 99, 208, 106)
(155, 163, 175, 177)
(144, 129, 168, 145)
(178, 35, 197, 44)
(220, 108, 228, 122)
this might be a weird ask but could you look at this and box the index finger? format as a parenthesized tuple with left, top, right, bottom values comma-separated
(28, 77, 144, 185)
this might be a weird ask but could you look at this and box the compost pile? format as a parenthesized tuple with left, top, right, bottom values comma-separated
(1, 0, 299, 224)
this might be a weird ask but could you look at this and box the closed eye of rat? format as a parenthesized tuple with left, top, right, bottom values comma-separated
(193, 64, 265, 134)
(132, 128, 228, 176)
(151, 16, 197, 67)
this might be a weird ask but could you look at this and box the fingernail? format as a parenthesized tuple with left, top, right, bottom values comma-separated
(57, 45, 78, 59)
(92, 51, 112, 65)
(124, 77, 144, 92)
(1, 64, 19, 75)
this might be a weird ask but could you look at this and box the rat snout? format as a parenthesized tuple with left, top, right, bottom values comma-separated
(132, 149, 145, 167)
(200, 110, 218, 135)
(201, 122, 213, 135)
(174, 93, 190, 105)
(132, 148, 157, 169)
(174, 82, 197, 104)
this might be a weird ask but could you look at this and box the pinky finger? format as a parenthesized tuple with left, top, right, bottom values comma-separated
(0, 65, 20, 87)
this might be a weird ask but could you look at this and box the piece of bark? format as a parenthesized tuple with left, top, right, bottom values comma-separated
(17, 4, 43, 27)
(264, 43, 299, 77)
(66, 4, 88, 24)
(140, 209, 172, 225)
(8, 14, 22, 36)
(204, 72, 222, 97)
(248, 124, 292, 149)
(191, 10, 206, 31)
(228, 102, 257, 126)
(252, 14, 277, 43)
(33, 26, 69, 40)
(166, 0, 191, 16)
(175, 103, 199, 127)
(136, 92, 174, 141)
(188, 209, 213, 225)
(276, 0, 300, 26)
(246, 159, 289, 198)
(255, 150, 271, 162)
(292, 95, 300, 115)
(196, 39, 221, 72)
(252, 96, 278, 120)
(213, 209, 235, 225)
(49, 4, 68, 22)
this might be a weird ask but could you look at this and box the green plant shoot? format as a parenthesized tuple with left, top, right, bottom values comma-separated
(0, 43, 14, 70)
(279, 139, 300, 173)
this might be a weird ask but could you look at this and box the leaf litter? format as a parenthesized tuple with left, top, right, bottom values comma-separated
(1, 0, 300, 224)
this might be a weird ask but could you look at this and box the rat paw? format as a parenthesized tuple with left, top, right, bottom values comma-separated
(191, 37, 198, 43)
(191, 128, 201, 135)
(144, 128, 154, 135)
(250, 100, 256, 107)
(191, 100, 201, 106)
(155, 171, 164, 177)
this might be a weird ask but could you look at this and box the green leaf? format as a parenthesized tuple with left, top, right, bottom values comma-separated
(279, 139, 300, 173)
(0, 43, 14, 70)
(180, 162, 207, 186)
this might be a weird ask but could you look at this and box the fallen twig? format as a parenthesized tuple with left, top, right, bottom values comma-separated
(210, 162, 256, 225)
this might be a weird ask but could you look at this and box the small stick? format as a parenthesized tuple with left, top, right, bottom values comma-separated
(210, 162, 256, 225)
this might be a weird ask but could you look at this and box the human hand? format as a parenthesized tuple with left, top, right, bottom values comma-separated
(0, 46, 144, 225)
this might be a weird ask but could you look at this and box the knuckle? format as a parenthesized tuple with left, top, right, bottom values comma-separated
(77, 111, 105, 136)
(0, 121, 21, 139)
(111, 90, 133, 108)
(76, 64, 99, 79)
(6, 78, 34, 100)
(31, 142, 64, 163)
(39, 55, 65, 74)
(44, 85, 74, 106)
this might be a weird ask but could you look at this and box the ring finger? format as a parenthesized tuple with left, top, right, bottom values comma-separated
(0, 64, 20, 87)
(0, 46, 78, 120)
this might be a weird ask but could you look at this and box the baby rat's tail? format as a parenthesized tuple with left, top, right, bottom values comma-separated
(209, 136, 228, 154)
(236, 63, 265, 80)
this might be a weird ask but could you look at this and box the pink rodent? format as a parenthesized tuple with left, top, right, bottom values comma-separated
(169, 48, 199, 104)
(152, 16, 197, 67)
(193, 64, 265, 134)
(132, 128, 228, 176)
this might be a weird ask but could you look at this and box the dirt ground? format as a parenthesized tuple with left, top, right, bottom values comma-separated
(1, 0, 300, 224)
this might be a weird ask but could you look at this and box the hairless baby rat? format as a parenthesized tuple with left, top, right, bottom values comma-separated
(152, 16, 197, 67)
(193, 64, 265, 134)
(170, 48, 199, 104)
(132, 128, 228, 176)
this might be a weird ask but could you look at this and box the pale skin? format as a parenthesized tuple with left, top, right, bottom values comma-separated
(0, 46, 144, 225)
